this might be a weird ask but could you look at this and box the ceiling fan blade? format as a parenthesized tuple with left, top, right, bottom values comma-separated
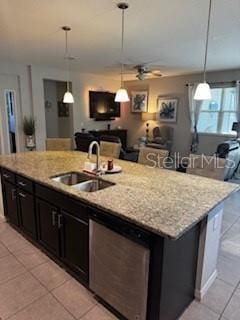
(150, 70, 162, 77)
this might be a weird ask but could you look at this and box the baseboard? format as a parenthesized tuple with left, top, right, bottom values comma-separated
(194, 270, 217, 301)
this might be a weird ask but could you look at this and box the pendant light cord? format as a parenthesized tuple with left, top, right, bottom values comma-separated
(65, 29, 70, 92)
(120, 7, 125, 88)
(203, 0, 212, 82)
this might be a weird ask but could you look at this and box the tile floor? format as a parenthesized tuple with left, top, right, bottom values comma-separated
(0, 190, 239, 320)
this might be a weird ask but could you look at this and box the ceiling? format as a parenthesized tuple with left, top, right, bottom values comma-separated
(0, 0, 240, 80)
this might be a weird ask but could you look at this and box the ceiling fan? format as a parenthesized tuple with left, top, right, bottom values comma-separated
(105, 60, 164, 80)
(133, 65, 162, 80)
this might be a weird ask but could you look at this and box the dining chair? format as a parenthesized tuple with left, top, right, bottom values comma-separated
(186, 154, 226, 180)
(138, 146, 169, 168)
(46, 138, 72, 151)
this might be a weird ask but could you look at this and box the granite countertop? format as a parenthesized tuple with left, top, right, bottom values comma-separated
(0, 151, 238, 239)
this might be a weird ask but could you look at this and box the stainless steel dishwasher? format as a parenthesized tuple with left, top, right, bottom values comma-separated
(89, 215, 150, 320)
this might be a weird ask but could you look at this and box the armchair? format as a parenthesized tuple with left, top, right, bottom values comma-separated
(146, 125, 174, 152)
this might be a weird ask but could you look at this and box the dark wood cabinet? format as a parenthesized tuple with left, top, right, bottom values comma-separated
(18, 190, 36, 239)
(60, 210, 89, 281)
(35, 184, 89, 282)
(2, 181, 19, 227)
(1, 170, 36, 238)
(36, 199, 60, 256)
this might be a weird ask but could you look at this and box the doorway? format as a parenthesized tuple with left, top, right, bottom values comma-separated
(43, 79, 74, 139)
(0, 75, 21, 155)
(5, 90, 16, 153)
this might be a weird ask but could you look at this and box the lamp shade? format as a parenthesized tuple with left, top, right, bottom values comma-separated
(142, 112, 156, 121)
(115, 88, 129, 102)
(63, 91, 74, 103)
(194, 82, 212, 100)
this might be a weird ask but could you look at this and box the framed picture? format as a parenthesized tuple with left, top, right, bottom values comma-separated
(58, 101, 69, 117)
(156, 97, 178, 122)
(131, 91, 148, 113)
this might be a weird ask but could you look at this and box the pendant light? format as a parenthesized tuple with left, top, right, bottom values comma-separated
(62, 26, 74, 104)
(194, 0, 212, 101)
(115, 3, 130, 102)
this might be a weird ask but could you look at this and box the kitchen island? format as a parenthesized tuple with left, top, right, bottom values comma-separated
(0, 151, 238, 320)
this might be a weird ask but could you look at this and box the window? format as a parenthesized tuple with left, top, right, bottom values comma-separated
(197, 86, 238, 134)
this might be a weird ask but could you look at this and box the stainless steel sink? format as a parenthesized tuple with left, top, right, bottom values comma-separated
(73, 179, 115, 192)
(50, 171, 115, 192)
(51, 172, 90, 185)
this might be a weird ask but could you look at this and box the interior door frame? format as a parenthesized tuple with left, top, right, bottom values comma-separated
(0, 88, 21, 154)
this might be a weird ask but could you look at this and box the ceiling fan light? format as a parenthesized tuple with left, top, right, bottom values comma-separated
(115, 88, 129, 102)
(194, 82, 212, 100)
(63, 91, 74, 103)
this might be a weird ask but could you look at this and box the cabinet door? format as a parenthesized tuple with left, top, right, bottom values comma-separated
(18, 190, 36, 239)
(60, 210, 89, 281)
(3, 181, 19, 227)
(36, 199, 60, 256)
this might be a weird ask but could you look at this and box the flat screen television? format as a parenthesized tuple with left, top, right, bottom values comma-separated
(89, 91, 120, 121)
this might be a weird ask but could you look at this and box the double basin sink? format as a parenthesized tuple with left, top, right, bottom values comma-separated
(51, 172, 115, 192)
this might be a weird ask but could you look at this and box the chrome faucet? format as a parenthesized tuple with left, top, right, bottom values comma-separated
(88, 141, 101, 174)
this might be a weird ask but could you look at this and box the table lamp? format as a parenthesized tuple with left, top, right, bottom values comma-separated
(142, 112, 156, 141)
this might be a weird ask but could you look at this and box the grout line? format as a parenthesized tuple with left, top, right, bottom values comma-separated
(51, 281, 98, 320)
(78, 304, 98, 319)
(5, 292, 50, 320)
(49, 291, 79, 320)
(219, 279, 240, 318)
(0, 270, 29, 288)
(27, 261, 71, 294)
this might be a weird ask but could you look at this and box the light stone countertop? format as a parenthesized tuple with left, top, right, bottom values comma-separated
(0, 151, 238, 239)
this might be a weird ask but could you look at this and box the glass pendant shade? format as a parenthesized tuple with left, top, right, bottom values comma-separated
(63, 91, 74, 103)
(194, 82, 211, 101)
(115, 88, 129, 102)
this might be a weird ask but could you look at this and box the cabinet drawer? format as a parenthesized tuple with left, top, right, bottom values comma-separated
(16, 175, 34, 193)
(1, 168, 15, 184)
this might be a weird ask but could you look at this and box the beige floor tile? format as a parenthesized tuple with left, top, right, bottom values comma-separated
(217, 255, 240, 287)
(0, 228, 30, 253)
(222, 210, 239, 225)
(223, 289, 240, 320)
(221, 220, 233, 236)
(14, 243, 49, 270)
(0, 242, 9, 258)
(0, 221, 13, 234)
(201, 278, 234, 314)
(52, 278, 96, 318)
(81, 304, 117, 320)
(8, 293, 75, 320)
(0, 254, 26, 284)
(180, 301, 219, 320)
(31, 261, 70, 291)
(0, 272, 47, 319)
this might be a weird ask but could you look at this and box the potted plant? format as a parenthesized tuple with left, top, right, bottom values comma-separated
(23, 116, 36, 149)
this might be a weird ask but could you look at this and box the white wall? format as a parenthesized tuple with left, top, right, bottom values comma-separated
(124, 69, 240, 156)
(44, 80, 59, 138)
(29, 65, 122, 150)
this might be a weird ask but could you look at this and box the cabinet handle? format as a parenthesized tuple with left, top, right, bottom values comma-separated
(11, 188, 16, 200)
(18, 181, 27, 187)
(57, 214, 63, 229)
(52, 211, 57, 226)
(19, 192, 26, 198)
(3, 173, 10, 179)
